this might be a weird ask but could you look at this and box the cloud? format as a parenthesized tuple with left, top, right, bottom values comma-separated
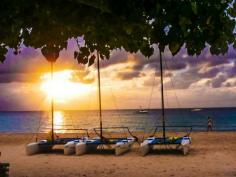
(0, 39, 90, 83)
(211, 74, 227, 88)
(101, 44, 236, 91)
(0, 47, 46, 74)
(1, 42, 236, 110)
(70, 70, 95, 84)
(0, 83, 45, 111)
(100, 49, 129, 68)
(198, 67, 220, 78)
(116, 71, 141, 80)
(0, 73, 41, 83)
(1, 40, 236, 95)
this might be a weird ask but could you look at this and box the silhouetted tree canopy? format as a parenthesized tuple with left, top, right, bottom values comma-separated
(0, 0, 236, 64)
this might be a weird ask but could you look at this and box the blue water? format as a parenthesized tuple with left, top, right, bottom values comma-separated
(0, 108, 236, 133)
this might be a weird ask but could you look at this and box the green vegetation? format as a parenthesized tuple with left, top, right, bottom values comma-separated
(0, 0, 235, 64)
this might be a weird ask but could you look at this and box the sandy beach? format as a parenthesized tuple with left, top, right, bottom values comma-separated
(0, 132, 236, 177)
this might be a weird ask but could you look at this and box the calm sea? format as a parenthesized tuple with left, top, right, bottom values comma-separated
(0, 108, 236, 133)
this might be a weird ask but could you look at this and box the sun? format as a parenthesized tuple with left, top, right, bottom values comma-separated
(40, 70, 91, 103)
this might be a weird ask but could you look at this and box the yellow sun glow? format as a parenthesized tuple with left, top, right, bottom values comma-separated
(54, 111, 64, 133)
(40, 70, 91, 103)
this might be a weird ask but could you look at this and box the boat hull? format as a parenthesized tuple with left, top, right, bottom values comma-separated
(140, 137, 191, 156)
(75, 142, 88, 155)
(64, 141, 77, 155)
(26, 142, 53, 155)
(115, 138, 135, 156)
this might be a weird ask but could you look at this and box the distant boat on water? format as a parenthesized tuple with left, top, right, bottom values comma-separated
(192, 108, 202, 112)
(138, 106, 148, 114)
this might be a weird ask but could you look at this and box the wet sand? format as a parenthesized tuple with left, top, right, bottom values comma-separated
(0, 132, 236, 177)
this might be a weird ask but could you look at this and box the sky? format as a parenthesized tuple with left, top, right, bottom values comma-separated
(0, 39, 236, 111)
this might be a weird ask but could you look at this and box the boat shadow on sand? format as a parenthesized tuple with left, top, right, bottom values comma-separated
(33, 145, 120, 156)
(144, 146, 199, 156)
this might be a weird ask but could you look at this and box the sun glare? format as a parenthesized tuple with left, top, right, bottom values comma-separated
(40, 70, 91, 103)
(54, 111, 64, 133)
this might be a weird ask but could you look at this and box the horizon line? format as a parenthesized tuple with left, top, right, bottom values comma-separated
(0, 106, 236, 112)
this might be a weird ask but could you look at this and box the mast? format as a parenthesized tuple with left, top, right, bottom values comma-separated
(159, 50, 166, 140)
(97, 51, 103, 141)
(50, 61, 54, 143)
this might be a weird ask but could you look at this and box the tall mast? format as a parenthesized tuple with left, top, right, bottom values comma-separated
(159, 50, 166, 140)
(97, 51, 103, 141)
(50, 61, 54, 143)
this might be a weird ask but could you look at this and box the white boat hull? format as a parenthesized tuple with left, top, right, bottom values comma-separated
(140, 137, 191, 156)
(115, 138, 135, 156)
(180, 138, 191, 155)
(75, 142, 88, 155)
(182, 144, 190, 155)
(26, 142, 40, 155)
(64, 141, 77, 155)
(140, 140, 151, 156)
(26, 141, 53, 155)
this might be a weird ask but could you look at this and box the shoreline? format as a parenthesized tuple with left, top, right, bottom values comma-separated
(1, 106, 236, 112)
(1, 129, 236, 134)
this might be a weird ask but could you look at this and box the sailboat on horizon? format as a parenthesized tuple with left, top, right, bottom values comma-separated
(138, 106, 148, 114)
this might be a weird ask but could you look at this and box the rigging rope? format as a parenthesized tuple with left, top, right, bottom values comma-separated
(163, 57, 191, 134)
(100, 60, 127, 138)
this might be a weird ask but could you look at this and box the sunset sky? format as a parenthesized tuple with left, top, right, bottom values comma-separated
(1, 38, 236, 111)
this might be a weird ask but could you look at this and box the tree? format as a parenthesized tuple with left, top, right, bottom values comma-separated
(0, 0, 235, 64)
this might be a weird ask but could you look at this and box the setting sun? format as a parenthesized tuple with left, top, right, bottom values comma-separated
(40, 70, 91, 103)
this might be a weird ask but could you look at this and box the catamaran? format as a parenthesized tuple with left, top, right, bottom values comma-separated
(65, 51, 138, 156)
(140, 49, 192, 156)
(26, 62, 89, 155)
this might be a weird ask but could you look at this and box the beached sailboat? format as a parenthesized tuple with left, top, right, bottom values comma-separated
(140, 50, 192, 156)
(74, 52, 137, 156)
(26, 62, 89, 155)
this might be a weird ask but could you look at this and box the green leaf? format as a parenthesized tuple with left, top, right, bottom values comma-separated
(0, 0, 235, 65)
(191, 2, 198, 15)
(74, 51, 79, 59)
(41, 46, 60, 62)
(88, 55, 95, 66)
(233, 41, 236, 49)
(77, 56, 88, 65)
(0, 47, 7, 63)
(169, 42, 181, 55)
(228, 3, 236, 17)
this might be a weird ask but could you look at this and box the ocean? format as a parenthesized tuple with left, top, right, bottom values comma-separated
(0, 108, 236, 134)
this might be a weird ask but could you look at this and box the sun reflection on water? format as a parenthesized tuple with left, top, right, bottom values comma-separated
(54, 111, 65, 133)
